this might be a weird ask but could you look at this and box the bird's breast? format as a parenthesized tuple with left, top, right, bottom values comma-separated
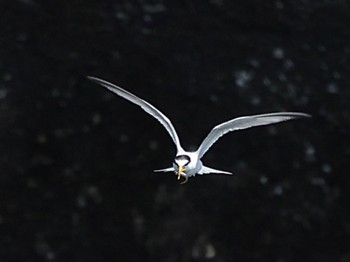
(185, 160, 202, 176)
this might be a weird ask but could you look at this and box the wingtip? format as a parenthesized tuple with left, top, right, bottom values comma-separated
(87, 76, 98, 82)
(87, 76, 109, 87)
(281, 112, 312, 119)
(297, 112, 312, 118)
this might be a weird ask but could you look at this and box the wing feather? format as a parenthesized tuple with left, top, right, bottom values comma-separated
(88, 77, 183, 151)
(196, 112, 311, 159)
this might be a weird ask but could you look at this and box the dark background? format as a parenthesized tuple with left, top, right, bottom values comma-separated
(1, 0, 349, 261)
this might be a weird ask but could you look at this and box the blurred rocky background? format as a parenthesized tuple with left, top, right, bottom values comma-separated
(0, 0, 349, 261)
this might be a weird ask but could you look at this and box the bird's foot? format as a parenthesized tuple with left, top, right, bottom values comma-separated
(176, 171, 188, 184)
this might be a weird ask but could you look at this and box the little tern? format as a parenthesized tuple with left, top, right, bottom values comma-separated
(88, 76, 311, 184)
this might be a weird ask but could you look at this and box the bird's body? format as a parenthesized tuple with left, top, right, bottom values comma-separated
(89, 76, 311, 184)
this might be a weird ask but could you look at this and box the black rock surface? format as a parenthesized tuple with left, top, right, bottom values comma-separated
(1, 1, 349, 261)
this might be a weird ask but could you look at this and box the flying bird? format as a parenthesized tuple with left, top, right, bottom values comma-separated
(88, 76, 311, 184)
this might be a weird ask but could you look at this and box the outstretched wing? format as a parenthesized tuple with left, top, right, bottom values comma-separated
(196, 112, 311, 159)
(154, 167, 174, 173)
(88, 76, 183, 151)
(197, 166, 232, 175)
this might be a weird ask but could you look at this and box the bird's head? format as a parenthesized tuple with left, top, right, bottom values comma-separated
(174, 155, 191, 172)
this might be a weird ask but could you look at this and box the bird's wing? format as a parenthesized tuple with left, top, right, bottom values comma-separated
(88, 77, 183, 151)
(197, 166, 232, 175)
(196, 112, 311, 159)
(154, 167, 174, 173)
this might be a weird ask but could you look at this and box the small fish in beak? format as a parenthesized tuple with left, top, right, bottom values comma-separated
(176, 166, 188, 184)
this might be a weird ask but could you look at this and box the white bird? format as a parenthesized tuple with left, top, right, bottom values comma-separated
(88, 76, 311, 184)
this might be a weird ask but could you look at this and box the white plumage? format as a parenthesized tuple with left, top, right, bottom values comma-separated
(89, 76, 311, 184)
